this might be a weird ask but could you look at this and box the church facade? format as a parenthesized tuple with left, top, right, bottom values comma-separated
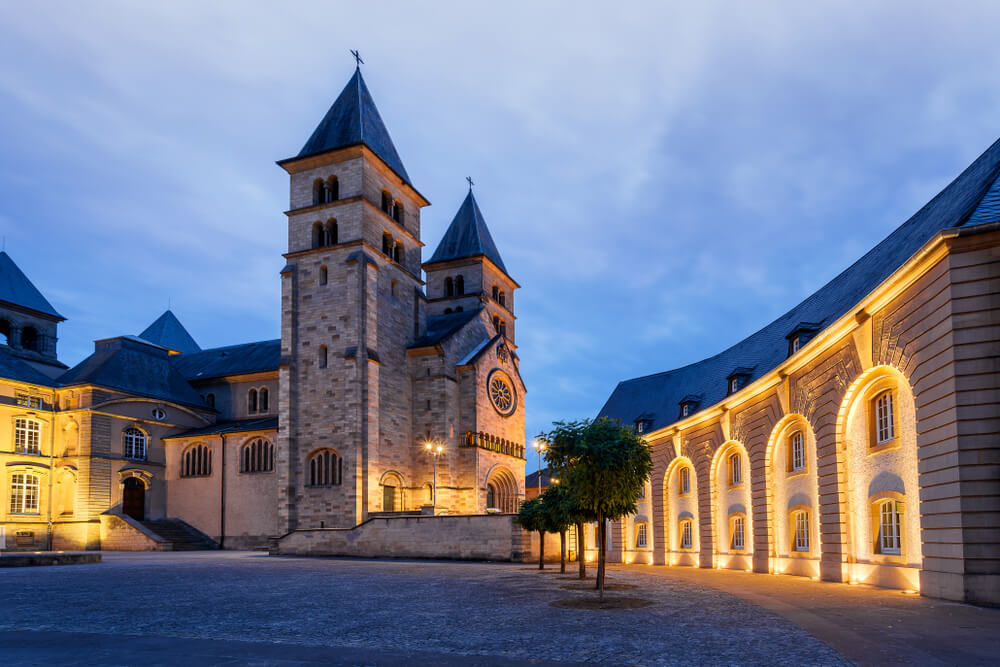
(0, 66, 526, 553)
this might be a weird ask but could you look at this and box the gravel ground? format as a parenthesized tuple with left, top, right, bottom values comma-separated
(0, 551, 847, 665)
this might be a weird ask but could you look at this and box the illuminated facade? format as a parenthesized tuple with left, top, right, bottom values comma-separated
(597, 137, 1000, 604)
(0, 66, 526, 552)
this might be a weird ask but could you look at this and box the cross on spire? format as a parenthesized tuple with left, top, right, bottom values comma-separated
(350, 49, 364, 68)
(466, 176, 474, 190)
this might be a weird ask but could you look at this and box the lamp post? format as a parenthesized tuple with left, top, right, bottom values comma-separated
(425, 441, 444, 506)
(532, 440, 546, 496)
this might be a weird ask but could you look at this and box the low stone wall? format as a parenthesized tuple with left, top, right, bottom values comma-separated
(99, 513, 166, 551)
(274, 513, 532, 561)
(0, 552, 102, 567)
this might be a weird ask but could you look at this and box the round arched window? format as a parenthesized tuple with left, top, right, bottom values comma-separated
(487, 369, 517, 417)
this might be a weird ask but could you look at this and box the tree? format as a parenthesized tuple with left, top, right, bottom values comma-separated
(515, 496, 547, 569)
(540, 480, 593, 578)
(541, 418, 652, 599)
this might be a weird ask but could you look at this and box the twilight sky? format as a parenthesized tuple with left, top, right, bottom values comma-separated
(2, 2, 999, 472)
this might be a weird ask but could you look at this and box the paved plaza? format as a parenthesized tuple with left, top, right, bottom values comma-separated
(1, 552, 997, 665)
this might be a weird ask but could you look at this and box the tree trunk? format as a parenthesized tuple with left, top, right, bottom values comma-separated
(597, 510, 606, 600)
(576, 521, 586, 579)
(560, 530, 566, 573)
(538, 530, 545, 569)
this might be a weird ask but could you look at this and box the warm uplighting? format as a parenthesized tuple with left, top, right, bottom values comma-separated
(848, 580, 860, 585)
(744, 568, 752, 573)
(811, 576, 820, 581)
(901, 589, 919, 595)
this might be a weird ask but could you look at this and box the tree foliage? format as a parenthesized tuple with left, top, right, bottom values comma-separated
(539, 417, 653, 597)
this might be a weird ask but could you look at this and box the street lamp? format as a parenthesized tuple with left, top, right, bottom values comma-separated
(532, 440, 546, 496)
(424, 440, 444, 506)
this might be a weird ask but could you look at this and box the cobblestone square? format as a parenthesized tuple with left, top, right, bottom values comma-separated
(1, 552, 996, 665)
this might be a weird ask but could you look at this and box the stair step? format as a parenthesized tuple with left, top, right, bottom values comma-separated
(139, 519, 218, 550)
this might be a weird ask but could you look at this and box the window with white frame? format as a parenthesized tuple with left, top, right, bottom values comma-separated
(731, 515, 745, 550)
(791, 335, 801, 354)
(680, 519, 693, 549)
(681, 403, 689, 418)
(123, 428, 147, 460)
(878, 500, 902, 555)
(793, 510, 809, 552)
(9, 472, 40, 513)
(790, 432, 805, 472)
(635, 522, 648, 548)
(679, 467, 690, 494)
(14, 418, 40, 455)
(874, 391, 895, 445)
(729, 452, 742, 486)
(730, 378, 739, 393)
(16, 394, 41, 408)
(638, 483, 645, 500)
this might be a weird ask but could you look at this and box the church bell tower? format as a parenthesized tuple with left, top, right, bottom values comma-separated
(275, 62, 430, 531)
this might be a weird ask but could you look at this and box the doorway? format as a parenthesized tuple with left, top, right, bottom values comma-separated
(122, 477, 145, 521)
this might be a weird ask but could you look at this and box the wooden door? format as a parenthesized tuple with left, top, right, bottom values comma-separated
(122, 477, 145, 521)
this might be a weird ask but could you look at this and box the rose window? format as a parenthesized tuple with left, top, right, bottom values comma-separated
(488, 371, 516, 416)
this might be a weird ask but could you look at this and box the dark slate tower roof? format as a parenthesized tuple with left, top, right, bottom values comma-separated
(138, 310, 201, 353)
(58, 336, 207, 408)
(0, 251, 64, 319)
(292, 68, 410, 183)
(598, 136, 1000, 433)
(427, 190, 508, 274)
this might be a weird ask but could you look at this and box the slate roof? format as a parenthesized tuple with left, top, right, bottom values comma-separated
(525, 468, 552, 490)
(58, 336, 207, 408)
(599, 136, 1000, 433)
(171, 339, 280, 381)
(163, 416, 278, 440)
(0, 251, 64, 319)
(138, 310, 201, 353)
(0, 346, 57, 387)
(426, 190, 509, 274)
(408, 309, 479, 348)
(290, 68, 410, 183)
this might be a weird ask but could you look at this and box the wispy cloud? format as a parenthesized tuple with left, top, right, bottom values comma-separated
(2, 2, 999, 458)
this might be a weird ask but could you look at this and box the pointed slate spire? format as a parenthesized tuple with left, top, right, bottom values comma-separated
(0, 251, 64, 319)
(427, 190, 508, 274)
(138, 310, 201, 354)
(294, 68, 410, 182)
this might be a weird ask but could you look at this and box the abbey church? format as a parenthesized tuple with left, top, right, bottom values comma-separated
(2, 61, 998, 605)
(0, 66, 526, 552)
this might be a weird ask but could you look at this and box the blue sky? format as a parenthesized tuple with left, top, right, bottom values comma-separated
(2, 2, 999, 473)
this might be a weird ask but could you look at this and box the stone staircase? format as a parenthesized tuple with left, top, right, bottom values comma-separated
(140, 519, 219, 550)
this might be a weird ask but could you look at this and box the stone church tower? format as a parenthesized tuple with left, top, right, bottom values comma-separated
(276, 67, 525, 532)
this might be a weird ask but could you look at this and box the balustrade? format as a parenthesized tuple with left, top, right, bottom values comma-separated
(462, 430, 525, 459)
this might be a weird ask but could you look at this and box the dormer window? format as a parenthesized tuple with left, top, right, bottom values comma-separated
(786, 322, 820, 358)
(681, 403, 690, 418)
(726, 368, 754, 396)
